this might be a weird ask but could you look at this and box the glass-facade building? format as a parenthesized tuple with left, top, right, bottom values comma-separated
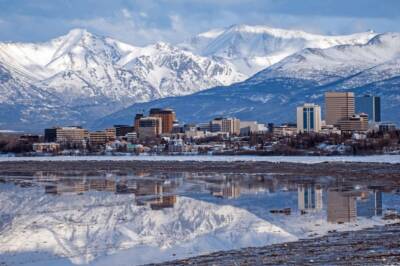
(355, 95, 381, 122)
(297, 104, 321, 133)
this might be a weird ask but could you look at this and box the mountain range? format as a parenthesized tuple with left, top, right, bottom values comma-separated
(95, 32, 400, 128)
(1, 24, 398, 131)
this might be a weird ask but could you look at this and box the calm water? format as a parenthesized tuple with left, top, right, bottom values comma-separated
(1, 171, 399, 265)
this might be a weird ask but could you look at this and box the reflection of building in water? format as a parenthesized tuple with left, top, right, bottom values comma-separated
(89, 179, 116, 192)
(327, 189, 357, 223)
(45, 179, 89, 194)
(149, 195, 177, 210)
(211, 182, 241, 199)
(357, 190, 383, 218)
(298, 184, 323, 211)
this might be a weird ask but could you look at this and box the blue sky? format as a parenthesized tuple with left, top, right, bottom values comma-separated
(0, 0, 399, 45)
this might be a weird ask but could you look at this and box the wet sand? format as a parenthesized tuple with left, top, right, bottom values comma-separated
(0, 160, 399, 181)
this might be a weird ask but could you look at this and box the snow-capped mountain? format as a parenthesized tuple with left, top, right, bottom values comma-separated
(181, 24, 377, 76)
(0, 25, 390, 131)
(254, 32, 400, 84)
(0, 29, 243, 130)
(95, 32, 400, 128)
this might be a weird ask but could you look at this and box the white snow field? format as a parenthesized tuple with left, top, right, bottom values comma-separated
(0, 154, 399, 164)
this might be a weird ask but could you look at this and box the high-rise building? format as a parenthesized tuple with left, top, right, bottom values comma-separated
(296, 103, 322, 133)
(298, 184, 323, 211)
(149, 108, 176, 134)
(325, 92, 355, 125)
(355, 95, 381, 122)
(138, 117, 162, 139)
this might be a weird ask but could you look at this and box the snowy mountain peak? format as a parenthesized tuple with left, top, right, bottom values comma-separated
(58, 28, 91, 40)
(0, 25, 396, 131)
(181, 24, 377, 76)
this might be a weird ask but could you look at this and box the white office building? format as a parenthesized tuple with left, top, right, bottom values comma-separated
(297, 103, 322, 133)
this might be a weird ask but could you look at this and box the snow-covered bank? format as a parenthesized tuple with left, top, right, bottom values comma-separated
(0, 154, 399, 164)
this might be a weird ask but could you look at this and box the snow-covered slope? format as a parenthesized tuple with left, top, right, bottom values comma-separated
(96, 32, 400, 127)
(0, 25, 389, 131)
(181, 24, 377, 76)
(0, 29, 243, 130)
(254, 32, 400, 84)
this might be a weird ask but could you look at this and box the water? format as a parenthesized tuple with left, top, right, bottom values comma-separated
(0, 171, 399, 265)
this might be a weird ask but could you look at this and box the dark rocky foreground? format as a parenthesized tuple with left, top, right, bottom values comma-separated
(149, 223, 400, 266)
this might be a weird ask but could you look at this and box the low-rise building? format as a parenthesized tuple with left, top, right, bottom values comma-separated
(114, 125, 134, 137)
(89, 131, 108, 146)
(379, 122, 396, 132)
(273, 123, 297, 136)
(53, 127, 87, 145)
(240, 121, 266, 135)
(33, 142, 60, 153)
(337, 113, 369, 132)
(211, 117, 240, 135)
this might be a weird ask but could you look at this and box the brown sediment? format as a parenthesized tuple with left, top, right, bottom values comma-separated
(0, 160, 399, 180)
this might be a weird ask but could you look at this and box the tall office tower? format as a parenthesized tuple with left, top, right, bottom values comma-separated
(355, 95, 381, 122)
(138, 117, 162, 139)
(296, 103, 322, 133)
(149, 108, 176, 134)
(327, 189, 357, 223)
(298, 184, 323, 211)
(325, 92, 355, 125)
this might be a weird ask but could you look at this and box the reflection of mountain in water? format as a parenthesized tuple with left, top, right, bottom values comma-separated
(0, 172, 398, 266)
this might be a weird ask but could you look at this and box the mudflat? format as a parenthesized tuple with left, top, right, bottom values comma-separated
(0, 160, 399, 181)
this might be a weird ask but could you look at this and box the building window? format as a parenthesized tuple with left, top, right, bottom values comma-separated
(310, 108, 314, 130)
(303, 109, 308, 130)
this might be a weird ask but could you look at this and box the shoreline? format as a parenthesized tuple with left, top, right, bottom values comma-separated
(150, 223, 400, 266)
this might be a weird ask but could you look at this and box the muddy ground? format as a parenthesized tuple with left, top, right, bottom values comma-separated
(0, 160, 399, 182)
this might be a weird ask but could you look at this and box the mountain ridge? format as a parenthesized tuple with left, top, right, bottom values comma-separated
(0, 25, 388, 131)
(93, 32, 400, 129)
